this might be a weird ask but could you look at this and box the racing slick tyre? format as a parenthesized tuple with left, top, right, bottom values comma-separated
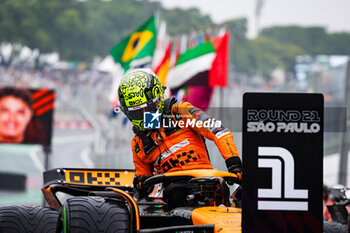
(323, 221, 348, 233)
(0, 205, 58, 233)
(56, 196, 130, 233)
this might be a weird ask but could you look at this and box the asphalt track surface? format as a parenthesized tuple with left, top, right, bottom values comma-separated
(0, 128, 95, 206)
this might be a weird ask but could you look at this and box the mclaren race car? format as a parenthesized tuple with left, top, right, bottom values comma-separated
(0, 168, 242, 233)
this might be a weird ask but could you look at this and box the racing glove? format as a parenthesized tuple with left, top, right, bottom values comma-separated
(133, 175, 149, 198)
(225, 156, 242, 180)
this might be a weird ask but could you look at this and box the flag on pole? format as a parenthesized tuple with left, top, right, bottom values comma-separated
(166, 40, 215, 92)
(110, 16, 157, 71)
(153, 41, 172, 85)
(152, 20, 167, 68)
(166, 32, 229, 92)
(209, 32, 229, 87)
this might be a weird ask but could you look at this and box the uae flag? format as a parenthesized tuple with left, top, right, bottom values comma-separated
(166, 32, 229, 92)
(110, 16, 157, 71)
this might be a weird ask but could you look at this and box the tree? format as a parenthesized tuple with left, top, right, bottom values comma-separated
(226, 18, 248, 41)
(250, 37, 304, 77)
(82, 0, 152, 59)
(0, 0, 87, 66)
(226, 19, 306, 77)
(162, 8, 213, 35)
(261, 26, 350, 56)
(326, 32, 350, 55)
(0, 0, 348, 73)
(225, 18, 255, 75)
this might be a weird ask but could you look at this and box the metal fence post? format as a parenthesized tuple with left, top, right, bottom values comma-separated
(338, 60, 350, 185)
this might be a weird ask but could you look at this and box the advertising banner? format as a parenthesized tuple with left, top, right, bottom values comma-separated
(0, 87, 55, 146)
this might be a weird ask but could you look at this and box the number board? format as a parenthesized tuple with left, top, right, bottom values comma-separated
(242, 93, 323, 233)
(65, 170, 135, 187)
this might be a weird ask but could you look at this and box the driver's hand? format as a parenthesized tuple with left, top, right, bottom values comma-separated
(225, 156, 242, 180)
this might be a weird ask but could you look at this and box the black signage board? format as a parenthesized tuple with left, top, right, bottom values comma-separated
(242, 93, 323, 233)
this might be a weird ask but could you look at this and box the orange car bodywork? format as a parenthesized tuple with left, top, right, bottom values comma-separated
(164, 169, 242, 233)
(192, 207, 242, 233)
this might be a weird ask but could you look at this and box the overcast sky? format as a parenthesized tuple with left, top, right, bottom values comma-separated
(154, 0, 350, 38)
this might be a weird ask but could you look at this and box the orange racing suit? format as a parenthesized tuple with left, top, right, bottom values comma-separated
(131, 99, 240, 178)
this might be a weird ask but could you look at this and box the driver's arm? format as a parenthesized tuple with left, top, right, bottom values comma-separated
(131, 137, 153, 197)
(131, 137, 153, 177)
(171, 101, 242, 178)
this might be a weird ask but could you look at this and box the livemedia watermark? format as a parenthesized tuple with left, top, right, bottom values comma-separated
(143, 110, 222, 130)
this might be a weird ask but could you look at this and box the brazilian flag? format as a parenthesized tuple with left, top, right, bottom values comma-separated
(110, 16, 157, 71)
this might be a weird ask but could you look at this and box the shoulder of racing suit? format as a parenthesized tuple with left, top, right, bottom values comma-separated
(170, 100, 239, 160)
(132, 97, 179, 155)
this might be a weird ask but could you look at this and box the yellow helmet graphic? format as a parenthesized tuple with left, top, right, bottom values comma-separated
(118, 69, 164, 130)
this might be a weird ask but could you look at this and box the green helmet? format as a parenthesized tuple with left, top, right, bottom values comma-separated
(118, 69, 164, 131)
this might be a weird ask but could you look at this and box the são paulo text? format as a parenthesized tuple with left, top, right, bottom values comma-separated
(247, 122, 320, 133)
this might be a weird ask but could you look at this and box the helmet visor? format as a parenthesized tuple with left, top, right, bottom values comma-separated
(122, 97, 161, 120)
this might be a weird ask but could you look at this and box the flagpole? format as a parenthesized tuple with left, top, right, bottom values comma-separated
(220, 87, 224, 120)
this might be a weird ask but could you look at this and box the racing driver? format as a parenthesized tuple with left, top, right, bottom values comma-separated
(117, 69, 242, 209)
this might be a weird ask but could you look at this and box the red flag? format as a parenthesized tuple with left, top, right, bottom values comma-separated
(154, 41, 172, 85)
(209, 32, 229, 87)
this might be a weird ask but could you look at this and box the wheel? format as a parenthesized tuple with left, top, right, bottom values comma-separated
(323, 221, 348, 233)
(0, 205, 58, 233)
(56, 196, 130, 233)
